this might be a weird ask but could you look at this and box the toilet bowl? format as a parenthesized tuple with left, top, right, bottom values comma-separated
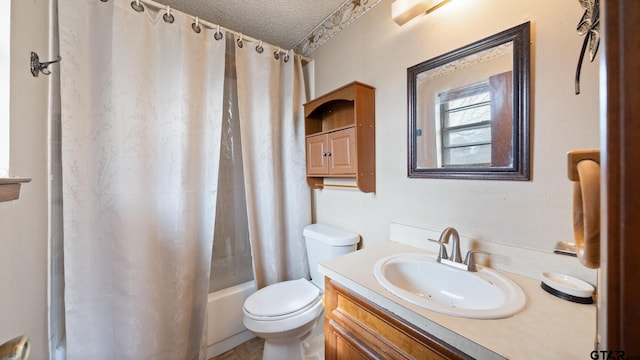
(243, 279, 324, 359)
(242, 224, 360, 360)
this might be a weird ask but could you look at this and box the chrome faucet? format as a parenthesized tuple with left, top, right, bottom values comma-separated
(428, 227, 489, 272)
(439, 227, 462, 263)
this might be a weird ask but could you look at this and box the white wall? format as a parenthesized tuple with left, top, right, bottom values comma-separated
(0, 1, 50, 359)
(0, 2, 10, 177)
(309, 0, 600, 251)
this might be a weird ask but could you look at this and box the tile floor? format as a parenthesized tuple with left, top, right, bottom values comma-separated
(211, 322, 324, 360)
(211, 337, 264, 360)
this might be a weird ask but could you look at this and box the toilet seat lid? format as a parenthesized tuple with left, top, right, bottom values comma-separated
(244, 278, 320, 318)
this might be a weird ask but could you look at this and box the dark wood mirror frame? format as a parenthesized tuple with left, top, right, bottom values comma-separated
(408, 22, 531, 180)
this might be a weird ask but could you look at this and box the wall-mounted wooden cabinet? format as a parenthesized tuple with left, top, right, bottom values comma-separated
(0, 178, 31, 202)
(304, 81, 375, 193)
(324, 279, 471, 360)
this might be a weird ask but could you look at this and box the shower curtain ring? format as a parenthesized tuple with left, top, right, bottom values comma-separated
(274, 47, 281, 60)
(237, 34, 244, 48)
(130, 0, 144, 12)
(163, 5, 175, 23)
(192, 16, 201, 33)
(284, 50, 290, 63)
(255, 41, 264, 54)
(214, 25, 223, 40)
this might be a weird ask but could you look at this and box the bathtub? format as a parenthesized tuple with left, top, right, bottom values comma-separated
(205, 280, 257, 359)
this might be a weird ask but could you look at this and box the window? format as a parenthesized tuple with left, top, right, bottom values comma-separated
(437, 81, 492, 167)
(0, 1, 10, 177)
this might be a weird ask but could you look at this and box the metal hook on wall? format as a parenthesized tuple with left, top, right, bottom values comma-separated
(30, 51, 61, 77)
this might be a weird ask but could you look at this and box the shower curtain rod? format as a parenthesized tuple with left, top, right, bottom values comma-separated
(122, 0, 312, 63)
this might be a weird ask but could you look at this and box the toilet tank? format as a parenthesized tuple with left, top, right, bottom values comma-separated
(303, 224, 360, 290)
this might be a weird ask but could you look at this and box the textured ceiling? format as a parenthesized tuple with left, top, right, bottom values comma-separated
(162, 0, 349, 50)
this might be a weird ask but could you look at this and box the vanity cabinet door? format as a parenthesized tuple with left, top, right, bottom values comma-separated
(325, 322, 373, 360)
(324, 279, 471, 360)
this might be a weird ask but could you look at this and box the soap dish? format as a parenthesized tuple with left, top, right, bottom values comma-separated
(540, 272, 594, 304)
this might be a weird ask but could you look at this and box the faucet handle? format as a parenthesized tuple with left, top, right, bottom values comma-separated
(428, 238, 448, 261)
(464, 250, 490, 272)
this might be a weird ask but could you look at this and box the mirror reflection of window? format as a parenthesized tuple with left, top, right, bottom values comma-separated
(437, 71, 513, 168)
(438, 81, 492, 167)
(415, 42, 513, 169)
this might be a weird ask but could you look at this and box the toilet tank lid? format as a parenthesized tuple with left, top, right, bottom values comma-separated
(303, 224, 360, 246)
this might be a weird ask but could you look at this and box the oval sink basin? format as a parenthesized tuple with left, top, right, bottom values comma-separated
(374, 253, 526, 319)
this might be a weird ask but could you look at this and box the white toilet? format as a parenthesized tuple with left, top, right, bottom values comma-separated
(242, 223, 360, 360)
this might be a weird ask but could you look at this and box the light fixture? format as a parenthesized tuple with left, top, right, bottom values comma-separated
(391, 0, 451, 25)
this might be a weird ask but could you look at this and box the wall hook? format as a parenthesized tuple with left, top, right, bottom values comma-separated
(30, 51, 61, 77)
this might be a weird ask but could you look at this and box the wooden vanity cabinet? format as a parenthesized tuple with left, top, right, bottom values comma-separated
(304, 81, 375, 192)
(324, 279, 471, 360)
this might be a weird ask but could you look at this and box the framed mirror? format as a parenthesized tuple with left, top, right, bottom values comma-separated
(408, 22, 530, 180)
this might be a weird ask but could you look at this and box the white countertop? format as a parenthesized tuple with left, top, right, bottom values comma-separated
(319, 241, 596, 359)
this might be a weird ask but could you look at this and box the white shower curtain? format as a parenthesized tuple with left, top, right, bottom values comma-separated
(235, 43, 311, 288)
(59, 1, 225, 358)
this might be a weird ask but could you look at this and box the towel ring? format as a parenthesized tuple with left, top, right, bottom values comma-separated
(573, 159, 600, 268)
(0, 335, 30, 360)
